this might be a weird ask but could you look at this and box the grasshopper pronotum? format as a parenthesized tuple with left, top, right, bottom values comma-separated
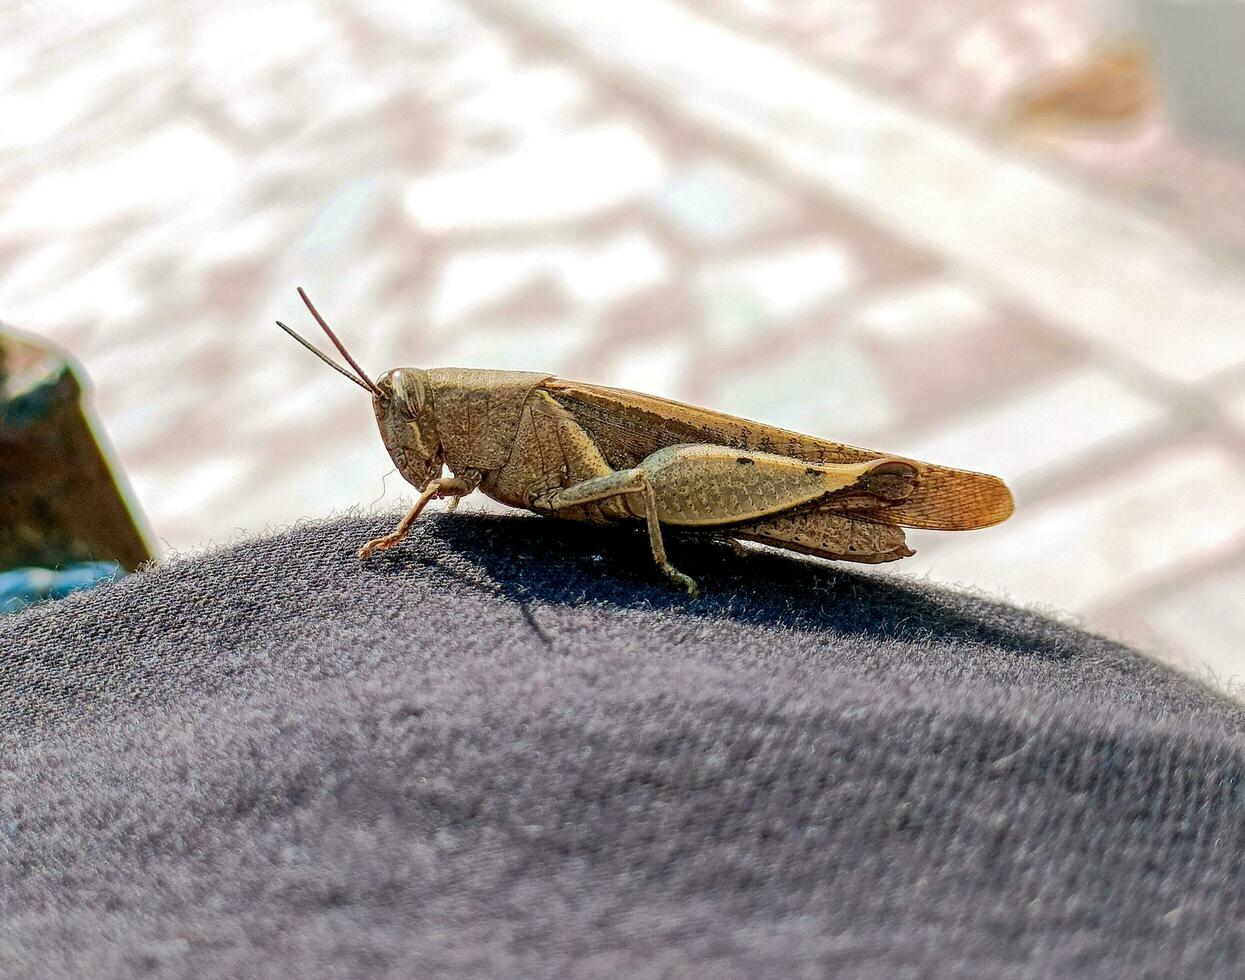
(279, 290, 1013, 595)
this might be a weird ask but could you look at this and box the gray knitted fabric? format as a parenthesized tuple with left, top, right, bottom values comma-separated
(2, 512, 1244, 978)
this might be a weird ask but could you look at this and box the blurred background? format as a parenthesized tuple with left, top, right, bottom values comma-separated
(3, 0, 1245, 684)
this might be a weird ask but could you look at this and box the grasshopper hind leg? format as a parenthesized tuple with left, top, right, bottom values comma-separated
(639, 478, 699, 596)
(544, 445, 919, 593)
(544, 469, 700, 596)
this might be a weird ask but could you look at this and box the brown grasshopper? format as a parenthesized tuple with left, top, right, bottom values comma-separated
(278, 289, 1013, 595)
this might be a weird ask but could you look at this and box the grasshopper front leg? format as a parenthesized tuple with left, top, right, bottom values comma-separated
(359, 474, 478, 560)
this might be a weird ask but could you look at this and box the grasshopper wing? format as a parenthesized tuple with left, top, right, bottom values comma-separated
(545, 380, 1013, 531)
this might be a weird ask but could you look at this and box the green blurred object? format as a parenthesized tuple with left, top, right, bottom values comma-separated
(0, 326, 152, 575)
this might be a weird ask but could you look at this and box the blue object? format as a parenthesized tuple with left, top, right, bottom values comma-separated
(0, 562, 124, 614)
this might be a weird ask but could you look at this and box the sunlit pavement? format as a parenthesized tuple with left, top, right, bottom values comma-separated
(3, 0, 1244, 686)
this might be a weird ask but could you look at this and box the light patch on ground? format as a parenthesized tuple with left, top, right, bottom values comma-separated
(132, 458, 248, 527)
(657, 159, 799, 244)
(602, 342, 689, 395)
(430, 232, 668, 326)
(1225, 385, 1245, 440)
(1141, 564, 1245, 686)
(453, 63, 589, 137)
(898, 366, 1166, 483)
(715, 334, 901, 441)
(850, 279, 993, 340)
(908, 439, 1245, 614)
(433, 321, 586, 373)
(699, 242, 855, 341)
(405, 123, 666, 231)
(1, 124, 238, 235)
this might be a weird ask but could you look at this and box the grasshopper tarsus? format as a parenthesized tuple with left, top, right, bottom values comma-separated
(722, 537, 750, 559)
(669, 569, 700, 598)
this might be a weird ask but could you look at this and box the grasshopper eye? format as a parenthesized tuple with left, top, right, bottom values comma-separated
(386, 368, 426, 415)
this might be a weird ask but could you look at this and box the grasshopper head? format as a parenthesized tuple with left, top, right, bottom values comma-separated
(277, 288, 443, 491)
(373, 368, 443, 490)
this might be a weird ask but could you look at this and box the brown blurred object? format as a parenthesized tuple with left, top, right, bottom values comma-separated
(1011, 42, 1154, 128)
(0, 327, 151, 572)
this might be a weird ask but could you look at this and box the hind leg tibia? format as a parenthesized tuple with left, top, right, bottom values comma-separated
(545, 468, 699, 596)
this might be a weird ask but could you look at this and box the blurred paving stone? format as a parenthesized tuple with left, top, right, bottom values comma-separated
(843, 278, 1069, 422)
(506, 0, 1245, 385)
(3, 125, 239, 236)
(1225, 385, 1245, 439)
(905, 438, 1245, 616)
(898, 364, 1167, 487)
(853, 279, 997, 338)
(430, 232, 670, 328)
(449, 62, 589, 138)
(698, 242, 855, 335)
(681, 0, 1245, 252)
(656, 159, 802, 245)
(435, 320, 588, 375)
(600, 340, 691, 395)
(404, 122, 667, 231)
(702, 273, 1066, 445)
(1129, 561, 1245, 685)
(712, 329, 904, 442)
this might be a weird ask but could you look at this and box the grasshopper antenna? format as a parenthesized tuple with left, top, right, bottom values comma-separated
(297, 287, 383, 397)
(276, 321, 377, 394)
